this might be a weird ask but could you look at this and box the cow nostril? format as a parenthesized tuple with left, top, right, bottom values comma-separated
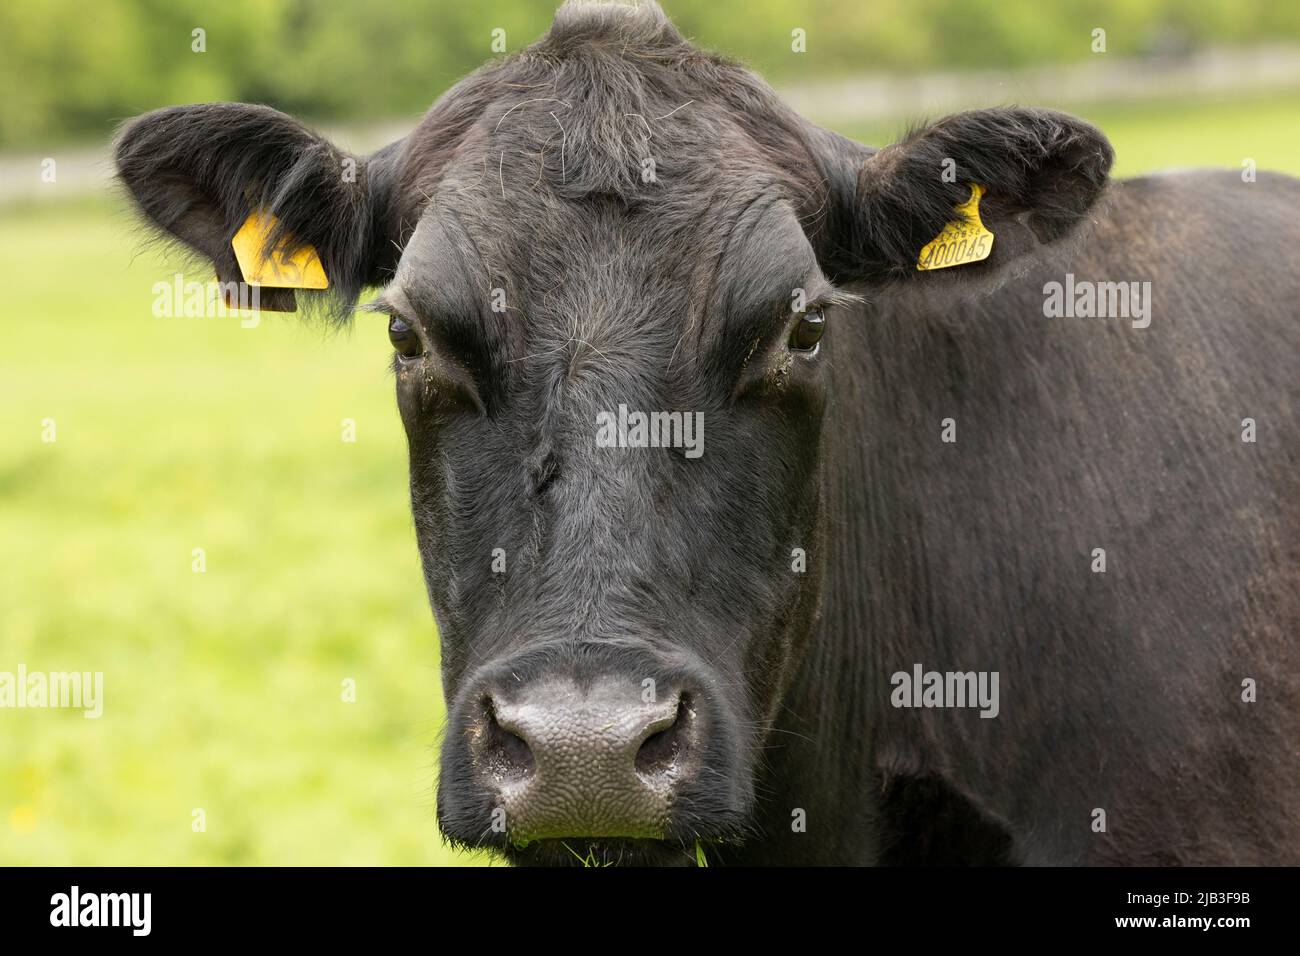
(478, 697, 535, 779)
(635, 693, 692, 777)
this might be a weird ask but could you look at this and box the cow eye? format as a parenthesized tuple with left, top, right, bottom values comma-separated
(388, 316, 422, 359)
(789, 309, 826, 352)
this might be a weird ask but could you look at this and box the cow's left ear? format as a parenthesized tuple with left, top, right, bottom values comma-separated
(115, 103, 405, 317)
(830, 108, 1112, 284)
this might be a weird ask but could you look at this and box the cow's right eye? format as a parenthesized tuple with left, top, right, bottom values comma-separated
(388, 316, 422, 359)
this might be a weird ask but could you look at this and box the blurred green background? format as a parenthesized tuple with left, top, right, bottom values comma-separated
(4, 0, 1300, 147)
(2, 0, 1299, 865)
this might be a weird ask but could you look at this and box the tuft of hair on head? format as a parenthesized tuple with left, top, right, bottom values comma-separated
(545, 0, 681, 51)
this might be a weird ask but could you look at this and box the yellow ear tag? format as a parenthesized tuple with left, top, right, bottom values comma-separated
(916, 184, 995, 271)
(231, 209, 329, 289)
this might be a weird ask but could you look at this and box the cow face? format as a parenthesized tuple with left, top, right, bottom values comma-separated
(115, 1, 1110, 865)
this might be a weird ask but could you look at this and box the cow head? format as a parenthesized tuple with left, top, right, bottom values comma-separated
(115, 0, 1111, 865)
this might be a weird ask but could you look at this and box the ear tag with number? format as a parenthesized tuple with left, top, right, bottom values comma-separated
(916, 184, 995, 271)
(231, 209, 329, 289)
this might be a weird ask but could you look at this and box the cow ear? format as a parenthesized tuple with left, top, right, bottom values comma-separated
(835, 108, 1112, 284)
(114, 103, 403, 318)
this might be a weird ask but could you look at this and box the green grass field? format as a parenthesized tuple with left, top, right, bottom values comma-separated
(0, 201, 488, 865)
(3, 92, 1298, 865)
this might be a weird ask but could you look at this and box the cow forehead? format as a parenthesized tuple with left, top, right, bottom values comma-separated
(393, 179, 814, 359)
(383, 28, 827, 355)
(430, 88, 774, 235)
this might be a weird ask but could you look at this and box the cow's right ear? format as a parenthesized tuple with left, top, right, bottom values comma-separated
(114, 103, 403, 318)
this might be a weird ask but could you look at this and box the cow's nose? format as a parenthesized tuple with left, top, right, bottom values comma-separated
(470, 678, 695, 840)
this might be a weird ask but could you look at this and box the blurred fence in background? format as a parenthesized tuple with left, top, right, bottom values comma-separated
(5, 40, 1300, 206)
(782, 43, 1300, 125)
(3, 0, 1300, 148)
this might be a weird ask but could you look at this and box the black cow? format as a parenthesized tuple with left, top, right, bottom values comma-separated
(115, 1, 1299, 865)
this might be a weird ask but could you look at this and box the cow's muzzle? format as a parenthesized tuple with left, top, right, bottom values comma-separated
(437, 643, 751, 855)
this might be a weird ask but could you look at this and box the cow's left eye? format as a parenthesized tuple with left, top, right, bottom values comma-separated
(388, 316, 422, 359)
(789, 309, 826, 352)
